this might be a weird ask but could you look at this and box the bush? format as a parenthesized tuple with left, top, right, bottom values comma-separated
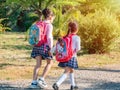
(16, 11, 39, 32)
(78, 9, 120, 54)
(0, 18, 11, 33)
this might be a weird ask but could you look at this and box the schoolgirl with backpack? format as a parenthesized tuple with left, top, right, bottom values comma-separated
(52, 21, 81, 90)
(29, 8, 55, 89)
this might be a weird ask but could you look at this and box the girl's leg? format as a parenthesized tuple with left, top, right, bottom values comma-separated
(56, 67, 71, 86)
(53, 67, 71, 90)
(38, 59, 53, 88)
(33, 56, 42, 80)
(30, 56, 42, 88)
(69, 68, 75, 86)
(69, 68, 78, 90)
(41, 59, 53, 79)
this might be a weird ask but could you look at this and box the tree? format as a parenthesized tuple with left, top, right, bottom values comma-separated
(6, 0, 79, 19)
(5, 0, 80, 32)
(78, 0, 120, 15)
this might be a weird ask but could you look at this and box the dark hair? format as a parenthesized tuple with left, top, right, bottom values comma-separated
(58, 38, 63, 42)
(66, 21, 78, 36)
(42, 8, 53, 18)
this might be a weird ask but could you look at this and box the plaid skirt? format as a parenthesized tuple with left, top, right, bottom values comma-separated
(31, 44, 53, 60)
(58, 57, 78, 69)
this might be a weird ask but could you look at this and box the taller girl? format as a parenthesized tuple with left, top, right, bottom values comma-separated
(52, 21, 81, 90)
(30, 8, 55, 88)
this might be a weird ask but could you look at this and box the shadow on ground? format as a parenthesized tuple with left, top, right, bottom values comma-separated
(92, 82, 120, 90)
(0, 84, 49, 90)
(0, 68, 120, 90)
(78, 68, 120, 73)
(1, 45, 32, 50)
(0, 63, 33, 69)
(1, 80, 120, 90)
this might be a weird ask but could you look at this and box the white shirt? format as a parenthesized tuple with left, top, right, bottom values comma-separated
(72, 35, 81, 57)
(51, 34, 81, 57)
(44, 20, 53, 49)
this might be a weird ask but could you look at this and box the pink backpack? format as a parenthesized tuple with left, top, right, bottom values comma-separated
(29, 21, 48, 46)
(55, 34, 75, 62)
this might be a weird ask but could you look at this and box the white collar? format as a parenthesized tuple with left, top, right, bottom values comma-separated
(44, 20, 51, 23)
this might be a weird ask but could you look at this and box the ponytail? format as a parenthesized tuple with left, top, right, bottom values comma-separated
(66, 27, 71, 37)
(65, 21, 78, 37)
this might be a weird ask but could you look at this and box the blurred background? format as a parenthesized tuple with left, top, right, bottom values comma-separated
(0, 0, 120, 80)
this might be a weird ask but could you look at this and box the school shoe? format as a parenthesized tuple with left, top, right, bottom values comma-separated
(52, 83, 59, 90)
(70, 85, 79, 90)
(38, 78, 47, 88)
(29, 82, 39, 88)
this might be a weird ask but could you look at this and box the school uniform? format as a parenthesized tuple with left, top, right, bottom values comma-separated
(58, 35, 81, 69)
(31, 20, 53, 59)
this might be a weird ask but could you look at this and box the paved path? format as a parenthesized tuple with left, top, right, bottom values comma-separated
(0, 66, 120, 90)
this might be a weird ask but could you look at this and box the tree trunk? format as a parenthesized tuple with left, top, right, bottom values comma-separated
(38, 0, 42, 21)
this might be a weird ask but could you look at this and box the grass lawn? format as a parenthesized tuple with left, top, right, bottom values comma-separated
(0, 32, 120, 80)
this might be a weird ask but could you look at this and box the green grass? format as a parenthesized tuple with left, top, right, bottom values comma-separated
(0, 32, 120, 80)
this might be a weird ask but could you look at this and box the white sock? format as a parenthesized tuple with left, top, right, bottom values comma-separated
(56, 73, 67, 86)
(39, 77, 44, 81)
(69, 73, 75, 86)
(32, 80, 37, 84)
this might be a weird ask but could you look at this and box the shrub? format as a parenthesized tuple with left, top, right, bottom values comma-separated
(16, 11, 39, 32)
(78, 9, 120, 54)
(53, 9, 81, 38)
(0, 18, 11, 33)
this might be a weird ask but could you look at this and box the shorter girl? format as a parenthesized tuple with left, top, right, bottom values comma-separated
(52, 21, 81, 90)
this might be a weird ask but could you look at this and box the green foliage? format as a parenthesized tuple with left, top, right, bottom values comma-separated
(0, 0, 6, 18)
(16, 11, 39, 32)
(24, 12, 39, 30)
(2, 0, 120, 54)
(78, 9, 120, 54)
(52, 0, 79, 37)
(0, 18, 11, 33)
(79, 0, 120, 15)
(0, 2, 22, 31)
(53, 8, 81, 37)
(4, 0, 80, 32)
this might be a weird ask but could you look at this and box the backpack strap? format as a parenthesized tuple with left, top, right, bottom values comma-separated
(36, 21, 48, 34)
(34, 21, 49, 47)
(69, 34, 76, 47)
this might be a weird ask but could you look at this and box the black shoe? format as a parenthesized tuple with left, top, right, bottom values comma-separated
(70, 86, 79, 90)
(52, 83, 59, 90)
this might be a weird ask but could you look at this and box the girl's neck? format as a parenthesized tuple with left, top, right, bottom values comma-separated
(71, 32, 77, 34)
(44, 18, 50, 21)
(44, 19, 51, 23)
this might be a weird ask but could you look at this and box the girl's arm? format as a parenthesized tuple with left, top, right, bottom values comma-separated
(46, 24, 53, 49)
(50, 45, 56, 54)
(74, 36, 81, 53)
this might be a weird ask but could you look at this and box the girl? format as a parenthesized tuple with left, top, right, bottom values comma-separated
(30, 8, 55, 88)
(52, 21, 81, 90)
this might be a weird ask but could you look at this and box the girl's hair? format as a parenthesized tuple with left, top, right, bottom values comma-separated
(42, 8, 54, 19)
(66, 21, 78, 36)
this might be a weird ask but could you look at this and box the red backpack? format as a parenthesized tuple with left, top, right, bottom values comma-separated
(29, 21, 48, 46)
(55, 34, 75, 62)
